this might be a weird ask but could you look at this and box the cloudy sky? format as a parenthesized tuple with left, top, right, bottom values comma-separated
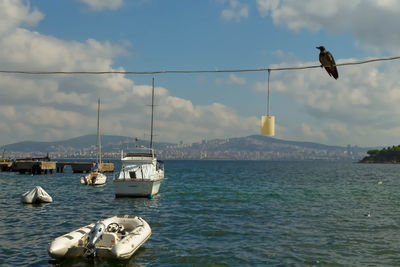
(0, 0, 399, 147)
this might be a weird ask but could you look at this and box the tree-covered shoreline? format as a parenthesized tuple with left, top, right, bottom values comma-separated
(360, 146, 400, 163)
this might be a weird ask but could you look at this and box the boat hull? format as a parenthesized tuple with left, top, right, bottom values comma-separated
(81, 172, 107, 185)
(113, 178, 163, 197)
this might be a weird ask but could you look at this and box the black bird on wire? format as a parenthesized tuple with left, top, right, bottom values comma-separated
(316, 46, 339, 79)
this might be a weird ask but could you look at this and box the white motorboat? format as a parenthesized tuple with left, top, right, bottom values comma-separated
(47, 215, 151, 260)
(113, 78, 164, 198)
(114, 149, 164, 197)
(81, 98, 107, 186)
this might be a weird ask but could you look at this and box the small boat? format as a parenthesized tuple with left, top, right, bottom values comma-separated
(21, 186, 53, 204)
(113, 78, 164, 198)
(81, 98, 107, 186)
(80, 165, 107, 185)
(47, 215, 151, 260)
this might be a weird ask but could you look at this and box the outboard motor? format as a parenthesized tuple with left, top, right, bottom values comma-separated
(84, 222, 105, 258)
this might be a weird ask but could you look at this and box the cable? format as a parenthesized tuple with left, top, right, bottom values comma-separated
(267, 56, 400, 71)
(267, 69, 270, 116)
(0, 55, 399, 75)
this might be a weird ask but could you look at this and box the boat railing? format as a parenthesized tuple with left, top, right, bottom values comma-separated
(122, 147, 156, 160)
(125, 152, 154, 158)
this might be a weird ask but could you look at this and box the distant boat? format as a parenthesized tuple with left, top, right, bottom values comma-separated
(113, 78, 164, 197)
(81, 98, 107, 186)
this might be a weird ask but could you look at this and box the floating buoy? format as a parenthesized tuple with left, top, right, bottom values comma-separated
(261, 115, 275, 136)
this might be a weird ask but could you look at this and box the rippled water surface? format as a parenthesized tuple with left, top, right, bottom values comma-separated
(1, 160, 400, 266)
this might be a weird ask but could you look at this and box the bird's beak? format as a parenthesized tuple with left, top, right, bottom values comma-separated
(316, 46, 319, 49)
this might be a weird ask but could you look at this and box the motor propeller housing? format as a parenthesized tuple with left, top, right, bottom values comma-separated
(84, 222, 105, 257)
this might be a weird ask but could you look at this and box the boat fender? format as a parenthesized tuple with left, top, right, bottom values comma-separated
(148, 193, 152, 199)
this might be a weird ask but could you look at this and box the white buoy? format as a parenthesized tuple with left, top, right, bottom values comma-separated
(261, 115, 275, 136)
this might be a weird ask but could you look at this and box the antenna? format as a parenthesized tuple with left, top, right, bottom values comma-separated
(150, 77, 155, 151)
(97, 98, 101, 164)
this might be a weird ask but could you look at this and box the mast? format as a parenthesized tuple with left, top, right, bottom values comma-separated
(97, 98, 102, 164)
(150, 77, 155, 152)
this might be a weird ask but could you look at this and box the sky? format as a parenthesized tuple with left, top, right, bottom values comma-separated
(1, 0, 400, 147)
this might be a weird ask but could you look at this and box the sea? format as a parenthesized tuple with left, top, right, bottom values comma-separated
(1, 160, 400, 266)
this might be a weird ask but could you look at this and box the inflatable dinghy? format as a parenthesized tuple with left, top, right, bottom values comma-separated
(21, 186, 53, 204)
(47, 215, 151, 260)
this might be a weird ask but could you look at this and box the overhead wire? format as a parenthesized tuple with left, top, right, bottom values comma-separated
(0, 55, 399, 75)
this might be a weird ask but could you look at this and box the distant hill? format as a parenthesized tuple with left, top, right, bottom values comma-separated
(1, 135, 172, 153)
(211, 135, 345, 151)
(156, 135, 371, 160)
(1, 134, 374, 160)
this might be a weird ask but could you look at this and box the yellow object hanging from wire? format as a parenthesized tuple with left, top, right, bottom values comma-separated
(261, 69, 275, 136)
(261, 115, 275, 136)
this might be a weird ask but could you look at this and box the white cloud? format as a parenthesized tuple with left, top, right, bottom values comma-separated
(271, 49, 298, 63)
(0, 29, 127, 71)
(0, 105, 16, 119)
(78, 0, 124, 11)
(229, 74, 246, 85)
(256, 0, 400, 54)
(327, 122, 349, 136)
(220, 0, 249, 22)
(215, 74, 246, 85)
(301, 123, 327, 141)
(0, 0, 44, 37)
(256, 0, 280, 17)
(157, 99, 259, 142)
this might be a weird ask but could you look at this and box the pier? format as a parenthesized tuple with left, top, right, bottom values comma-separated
(0, 158, 114, 174)
(0, 159, 13, 171)
(56, 162, 114, 173)
(12, 157, 56, 174)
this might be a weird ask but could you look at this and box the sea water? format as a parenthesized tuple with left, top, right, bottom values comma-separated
(1, 160, 400, 266)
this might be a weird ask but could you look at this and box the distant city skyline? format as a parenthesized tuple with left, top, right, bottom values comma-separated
(0, 1, 400, 147)
(0, 134, 367, 161)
